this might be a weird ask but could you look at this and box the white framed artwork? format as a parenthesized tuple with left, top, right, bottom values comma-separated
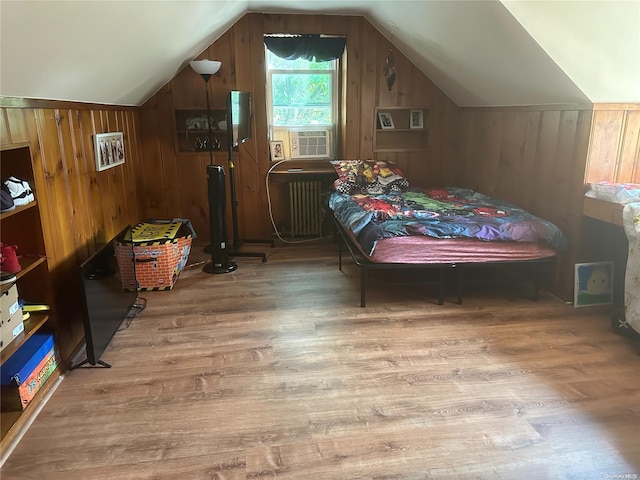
(377, 112, 395, 129)
(270, 140, 285, 160)
(94, 132, 125, 171)
(410, 109, 424, 129)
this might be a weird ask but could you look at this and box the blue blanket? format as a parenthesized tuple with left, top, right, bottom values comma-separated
(329, 187, 567, 255)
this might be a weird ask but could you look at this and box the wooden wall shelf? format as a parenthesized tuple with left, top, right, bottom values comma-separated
(174, 109, 230, 154)
(0, 313, 50, 365)
(0, 201, 38, 221)
(373, 106, 429, 152)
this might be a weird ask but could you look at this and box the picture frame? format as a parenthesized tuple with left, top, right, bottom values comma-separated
(574, 261, 614, 307)
(410, 109, 424, 129)
(377, 111, 395, 130)
(270, 140, 285, 161)
(94, 132, 125, 171)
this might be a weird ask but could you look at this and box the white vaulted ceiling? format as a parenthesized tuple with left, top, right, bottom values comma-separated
(0, 0, 638, 107)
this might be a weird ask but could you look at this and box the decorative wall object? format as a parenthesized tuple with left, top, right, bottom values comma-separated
(383, 50, 395, 91)
(94, 132, 125, 171)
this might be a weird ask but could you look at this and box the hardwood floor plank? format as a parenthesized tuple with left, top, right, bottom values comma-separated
(2, 241, 639, 479)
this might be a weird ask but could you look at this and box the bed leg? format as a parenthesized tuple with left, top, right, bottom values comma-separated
(531, 263, 541, 301)
(456, 264, 463, 305)
(338, 235, 343, 271)
(438, 268, 445, 305)
(360, 266, 367, 307)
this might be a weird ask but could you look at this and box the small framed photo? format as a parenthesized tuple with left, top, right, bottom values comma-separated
(377, 112, 394, 130)
(410, 109, 424, 129)
(94, 132, 125, 171)
(270, 140, 285, 161)
(574, 261, 614, 307)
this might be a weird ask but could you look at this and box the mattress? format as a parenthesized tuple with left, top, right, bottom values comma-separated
(364, 234, 558, 264)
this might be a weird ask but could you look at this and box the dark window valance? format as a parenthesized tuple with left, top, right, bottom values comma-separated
(264, 35, 346, 62)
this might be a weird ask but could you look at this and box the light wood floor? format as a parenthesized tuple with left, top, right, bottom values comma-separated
(2, 241, 639, 479)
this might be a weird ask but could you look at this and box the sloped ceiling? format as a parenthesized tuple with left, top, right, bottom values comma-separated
(0, 0, 638, 107)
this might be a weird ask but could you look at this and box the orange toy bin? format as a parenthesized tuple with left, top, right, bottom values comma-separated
(115, 221, 193, 291)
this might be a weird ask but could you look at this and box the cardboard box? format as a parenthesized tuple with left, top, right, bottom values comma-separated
(1, 285, 24, 351)
(1, 333, 57, 410)
(115, 221, 193, 291)
(1, 284, 21, 322)
(1, 310, 24, 352)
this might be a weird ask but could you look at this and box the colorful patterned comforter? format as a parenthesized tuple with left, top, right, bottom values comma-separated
(329, 187, 567, 256)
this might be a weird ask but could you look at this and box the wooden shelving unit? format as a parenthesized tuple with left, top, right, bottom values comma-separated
(0, 143, 58, 455)
(174, 109, 230, 154)
(373, 106, 429, 152)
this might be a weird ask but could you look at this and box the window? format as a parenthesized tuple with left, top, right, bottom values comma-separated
(266, 49, 338, 128)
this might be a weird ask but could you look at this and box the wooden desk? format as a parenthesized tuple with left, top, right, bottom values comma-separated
(582, 196, 624, 227)
(267, 163, 337, 237)
(269, 165, 336, 177)
(581, 196, 627, 307)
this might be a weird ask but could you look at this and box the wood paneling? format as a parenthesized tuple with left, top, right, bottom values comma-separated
(138, 14, 459, 242)
(0, 108, 28, 145)
(585, 104, 640, 184)
(456, 107, 593, 301)
(0, 105, 142, 364)
(579, 104, 639, 307)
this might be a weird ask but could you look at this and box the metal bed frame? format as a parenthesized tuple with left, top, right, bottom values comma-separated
(333, 215, 555, 307)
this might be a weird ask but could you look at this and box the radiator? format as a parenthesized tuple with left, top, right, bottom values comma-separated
(289, 180, 322, 237)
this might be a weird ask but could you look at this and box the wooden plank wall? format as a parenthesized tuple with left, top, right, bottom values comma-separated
(1, 104, 142, 363)
(585, 103, 640, 184)
(138, 13, 459, 242)
(456, 106, 593, 301)
(580, 103, 640, 307)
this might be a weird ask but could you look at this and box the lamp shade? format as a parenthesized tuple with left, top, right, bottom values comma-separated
(190, 60, 221, 75)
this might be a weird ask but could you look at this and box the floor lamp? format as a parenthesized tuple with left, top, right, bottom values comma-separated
(190, 59, 237, 274)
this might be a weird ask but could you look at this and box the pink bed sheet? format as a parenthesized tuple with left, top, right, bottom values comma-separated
(349, 231, 557, 264)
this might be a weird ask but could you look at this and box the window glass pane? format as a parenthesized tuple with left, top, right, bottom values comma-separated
(271, 73, 332, 126)
(273, 106, 332, 126)
(271, 74, 332, 106)
(266, 49, 336, 127)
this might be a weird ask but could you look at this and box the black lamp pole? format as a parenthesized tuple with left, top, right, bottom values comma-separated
(202, 73, 214, 165)
(190, 59, 236, 274)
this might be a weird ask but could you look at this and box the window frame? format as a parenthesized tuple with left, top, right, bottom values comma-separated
(265, 49, 339, 130)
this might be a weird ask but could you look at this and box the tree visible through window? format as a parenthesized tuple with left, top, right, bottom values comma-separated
(266, 50, 336, 127)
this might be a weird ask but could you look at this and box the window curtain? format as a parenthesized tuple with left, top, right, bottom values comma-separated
(264, 35, 346, 62)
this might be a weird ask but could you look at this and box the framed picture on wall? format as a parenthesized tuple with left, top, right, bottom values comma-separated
(94, 132, 125, 171)
(377, 112, 394, 129)
(410, 110, 424, 129)
(270, 140, 285, 161)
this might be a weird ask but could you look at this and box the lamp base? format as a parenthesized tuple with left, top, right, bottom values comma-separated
(203, 261, 237, 274)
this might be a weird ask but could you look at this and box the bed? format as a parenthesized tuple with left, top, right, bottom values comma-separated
(328, 160, 566, 307)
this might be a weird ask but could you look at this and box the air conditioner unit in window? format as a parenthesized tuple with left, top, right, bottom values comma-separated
(289, 129, 331, 159)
